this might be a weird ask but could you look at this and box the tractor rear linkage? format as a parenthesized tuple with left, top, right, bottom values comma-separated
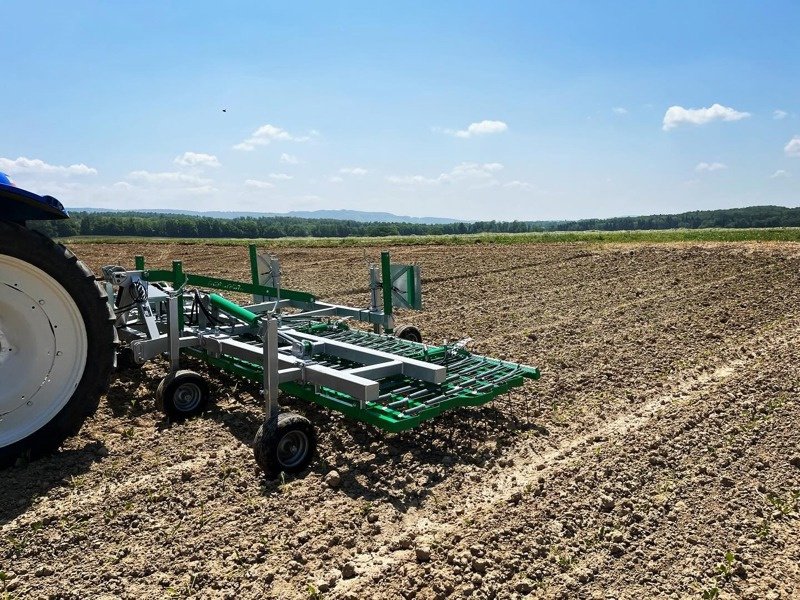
(103, 246, 540, 477)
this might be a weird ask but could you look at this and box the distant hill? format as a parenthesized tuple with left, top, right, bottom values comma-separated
(280, 209, 459, 224)
(67, 207, 460, 225)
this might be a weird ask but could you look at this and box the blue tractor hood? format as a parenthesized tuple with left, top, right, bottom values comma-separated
(0, 173, 69, 222)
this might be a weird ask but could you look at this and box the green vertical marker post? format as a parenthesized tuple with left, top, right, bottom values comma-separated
(249, 244, 262, 303)
(248, 244, 260, 286)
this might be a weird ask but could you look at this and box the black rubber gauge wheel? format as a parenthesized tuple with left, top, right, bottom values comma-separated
(156, 370, 210, 420)
(253, 412, 317, 478)
(395, 324, 423, 343)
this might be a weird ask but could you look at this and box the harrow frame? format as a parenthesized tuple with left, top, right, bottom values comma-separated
(104, 245, 539, 474)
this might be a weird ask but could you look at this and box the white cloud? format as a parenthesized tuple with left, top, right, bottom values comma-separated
(774, 110, 788, 120)
(245, 179, 275, 189)
(785, 136, 800, 157)
(695, 161, 728, 172)
(233, 124, 310, 151)
(269, 173, 293, 180)
(503, 180, 535, 191)
(328, 176, 344, 183)
(339, 167, 368, 176)
(0, 156, 97, 176)
(387, 162, 504, 186)
(112, 181, 133, 189)
(444, 162, 503, 182)
(386, 174, 438, 185)
(128, 170, 211, 185)
(450, 120, 508, 138)
(662, 103, 750, 131)
(612, 107, 628, 115)
(174, 152, 221, 168)
(770, 169, 789, 178)
(186, 185, 218, 195)
(280, 153, 299, 164)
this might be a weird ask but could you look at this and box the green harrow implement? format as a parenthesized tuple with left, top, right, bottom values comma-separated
(104, 246, 539, 477)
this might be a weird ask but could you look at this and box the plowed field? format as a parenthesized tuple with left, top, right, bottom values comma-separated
(2, 241, 799, 599)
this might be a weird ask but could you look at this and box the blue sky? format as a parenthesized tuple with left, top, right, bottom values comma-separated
(1, 1, 798, 221)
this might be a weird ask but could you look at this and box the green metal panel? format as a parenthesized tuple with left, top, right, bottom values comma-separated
(388, 263, 422, 310)
(190, 274, 314, 303)
(139, 267, 315, 303)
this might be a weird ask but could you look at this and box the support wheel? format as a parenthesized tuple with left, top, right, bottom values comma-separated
(395, 324, 422, 343)
(156, 370, 210, 420)
(253, 412, 316, 478)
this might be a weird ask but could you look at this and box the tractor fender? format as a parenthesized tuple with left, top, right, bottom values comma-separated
(0, 181, 69, 223)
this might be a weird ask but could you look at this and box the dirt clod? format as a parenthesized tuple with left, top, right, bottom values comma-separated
(324, 469, 341, 488)
(341, 562, 357, 579)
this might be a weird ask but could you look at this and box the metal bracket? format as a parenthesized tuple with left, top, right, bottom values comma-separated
(262, 316, 279, 420)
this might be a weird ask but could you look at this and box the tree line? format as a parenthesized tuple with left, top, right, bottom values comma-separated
(28, 205, 800, 239)
(552, 205, 800, 231)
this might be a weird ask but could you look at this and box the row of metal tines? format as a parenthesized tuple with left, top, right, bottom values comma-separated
(316, 327, 527, 415)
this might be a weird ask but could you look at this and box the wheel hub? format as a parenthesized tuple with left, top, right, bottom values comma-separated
(277, 430, 309, 468)
(173, 382, 202, 412)
(0, 256, 88, 447)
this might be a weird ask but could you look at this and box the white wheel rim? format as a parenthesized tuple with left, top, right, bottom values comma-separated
(0, 255, 88, 448)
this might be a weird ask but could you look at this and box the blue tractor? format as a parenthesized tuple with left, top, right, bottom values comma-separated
(0, 173, 116, 466)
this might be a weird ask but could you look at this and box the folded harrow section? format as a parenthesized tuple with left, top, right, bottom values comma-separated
(302, 325, 539, 430)
(190, 323, 540, 432)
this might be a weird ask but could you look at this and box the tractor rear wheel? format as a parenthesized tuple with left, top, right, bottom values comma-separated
(0, 221, 116, 467)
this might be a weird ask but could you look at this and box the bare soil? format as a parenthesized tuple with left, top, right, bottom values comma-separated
(2, 241, 799, 599)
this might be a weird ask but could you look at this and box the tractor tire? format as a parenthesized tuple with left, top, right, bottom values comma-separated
(253, 412, 317, 478)
(0, 221, 116, 467)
